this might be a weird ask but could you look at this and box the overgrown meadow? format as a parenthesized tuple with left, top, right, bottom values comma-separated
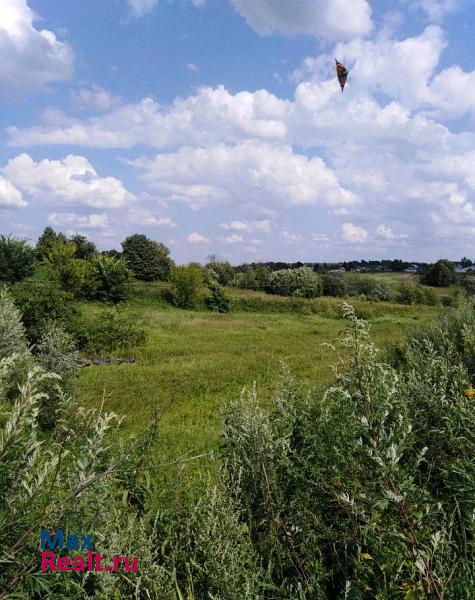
(1, 231, 475, 598)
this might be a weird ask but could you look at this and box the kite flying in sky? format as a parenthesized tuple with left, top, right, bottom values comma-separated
(335, 59, 349, 92)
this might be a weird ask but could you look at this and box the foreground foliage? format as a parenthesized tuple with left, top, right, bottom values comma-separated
(2, 285, 475, 598)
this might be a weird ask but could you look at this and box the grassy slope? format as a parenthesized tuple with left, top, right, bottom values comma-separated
(77, 286, 441, 487)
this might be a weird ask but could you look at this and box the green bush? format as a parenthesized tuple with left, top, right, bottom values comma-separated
(121, 233, 173, 281)
(221, 303, 475, 597)
(463, 276, 475, 296)
(77, 308, 146, 354)
(397, 282, 439, 306)
(0, 235, 36, 283)
(82, 253, 132, 303)
(35, 322, 80, 429)
(269, 267, 322, 298)
(206, 282, 231, 313)
(322, 272, 348, 297)
(422, 259, 456, 287)
(170, 264, 204, 309)
(11, 281, 79, 344)
(44, 240, 89, 295)
(205, 256, 236, 286)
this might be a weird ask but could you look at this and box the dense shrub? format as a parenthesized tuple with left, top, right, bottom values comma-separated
(121, 234, 173, 281)
(234, 265, 271, 291)
(397, 282, 439, 305)
(35, 322, 81, 429)
(206, 282, 231, 313)
(422, 259, 456, 287)
(0, 235, 36, 283)
(269, 267, 322, 298)
(205, 256, 236, 286)
(83, 254, 132, 303)
(170, 264, 204, 309)
(463, 276, 475, 296)
(0, 286, 32, 398)
(44, 240, 89, 295)
(322, 272, 348, 297)
(11, 281, 79, 344)
(221, 303, 475, 597)
(77, 308, 146, 354)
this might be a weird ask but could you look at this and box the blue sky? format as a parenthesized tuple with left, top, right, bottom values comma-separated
(1, 0, 474, 263)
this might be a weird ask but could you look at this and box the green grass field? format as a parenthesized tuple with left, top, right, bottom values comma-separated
(76, 286, 442, 487)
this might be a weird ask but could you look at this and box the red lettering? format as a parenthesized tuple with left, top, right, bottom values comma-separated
(94, 552, 104, 572)
(113, 556, 123, 571)
(57, 556, 71, 572)
(124, 556, 138, 572)
(41, 551, 57, 572)
(72, 556, 85, 572)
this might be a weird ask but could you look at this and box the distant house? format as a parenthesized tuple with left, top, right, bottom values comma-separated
(403, 264, 419, 274)
(329, 267, 346, 273)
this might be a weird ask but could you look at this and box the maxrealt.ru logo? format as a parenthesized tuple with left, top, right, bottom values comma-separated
(40, 529, 138, 573)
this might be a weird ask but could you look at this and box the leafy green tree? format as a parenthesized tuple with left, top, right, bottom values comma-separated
(69, 233, 97, 259)
(206, 255, 236, 286)
(206, 282, 231, 312)
(0, 235, 36, 283)
(121, 234, 173, 281)
(44, 240, 88, 294)
(322, 272, 348, 297)
(170, 264, 204, 309)
(85, 254, 132, 303)
(423, 259, 456, 287)
(11, 282, 78, 343)
(35, 226, 67, 259)
(269, 267, 322, 298)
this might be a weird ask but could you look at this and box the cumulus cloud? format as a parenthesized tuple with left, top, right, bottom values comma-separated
(71, 85, 122, 112)
(0, 177, 26, 208)
(0, 0, 73, 94)
(130, 141, 357, 211)
(231, 0, 372, 42)
(7, 86, 289, 148)
(48, 212, 108, 229)
(4, 154, 132, 209)
(187, 232, 210, 244)
(341, 222, 368, 243)
(128, 209, 176, 227)
(220, 219, 271, 233)
(218, 234, 244, 244)
(376, 224, 408, 241)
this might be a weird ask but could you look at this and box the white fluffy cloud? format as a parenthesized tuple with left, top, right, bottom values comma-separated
(48, 213, 108, 229)
(7, 86, 289, 148)
(131, 141, 357, 210)
(376, 224, 408, 241)
(0, 177, 26, 208)
(71, 86, 122, 112)
(332, 26, 446, 108)
(128, 209, 176, 227)
(187, 232, 210, 244)
(4, 154, 132, 209)
(0, 0, 73, 94)
(220, 219, 271, 233)
(231, 0, 372, 41)
(341, 222, 368, 243)
(219, 234, 244, 244)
